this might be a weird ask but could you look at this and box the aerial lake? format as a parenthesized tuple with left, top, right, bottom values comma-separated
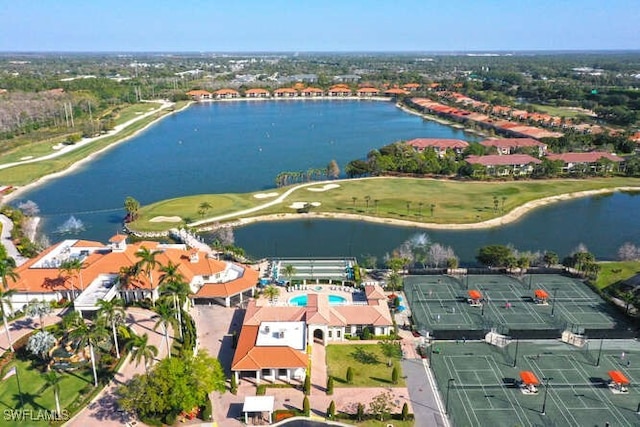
(18, 100, 640, 263)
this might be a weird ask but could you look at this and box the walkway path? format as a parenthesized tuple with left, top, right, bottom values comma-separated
(311, 342, 327, 395)
(0, 308, 65, 353)
(65, 307, 170, 427)
(0, 100, 173, 171)
(188, 180, 340, 228)
(0, 214, 27, 266)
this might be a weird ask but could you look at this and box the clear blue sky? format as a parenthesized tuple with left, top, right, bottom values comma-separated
(1, 0, 638, 52)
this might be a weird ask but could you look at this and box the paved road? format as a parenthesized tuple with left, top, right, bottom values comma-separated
(402, 357, 449, 427)
(0, 214, 27, 266)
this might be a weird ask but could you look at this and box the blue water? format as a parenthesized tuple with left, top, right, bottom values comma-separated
(289, 294, 347, 306)
(15, 100, 640, 264)
(19, 100, 474, 241)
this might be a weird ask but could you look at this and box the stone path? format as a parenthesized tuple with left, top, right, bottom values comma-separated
(311, 342, 327, 395)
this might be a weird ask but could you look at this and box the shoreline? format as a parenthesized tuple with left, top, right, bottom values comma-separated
(195, 186, 640, 232)
(4, 101, 193, 203)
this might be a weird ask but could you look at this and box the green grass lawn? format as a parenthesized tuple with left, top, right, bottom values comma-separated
(113, 101, 163, 125)
(131, 176, 640, 232)
(326, 344, 405, 388)
(0, 358, 94, 427)
(531, 104, 594, 118)
(594, 261, 640, 290)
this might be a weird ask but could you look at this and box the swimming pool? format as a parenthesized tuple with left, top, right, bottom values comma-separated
(289, 294, 347, 306)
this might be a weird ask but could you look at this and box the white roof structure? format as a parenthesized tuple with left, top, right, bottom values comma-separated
(255, 321, 306, 350)
(243, 396, 275, 412)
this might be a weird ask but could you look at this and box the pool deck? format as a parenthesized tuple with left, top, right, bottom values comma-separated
(255, 284, 360, 307)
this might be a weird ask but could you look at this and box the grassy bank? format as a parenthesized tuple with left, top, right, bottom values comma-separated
(130, 176, 640, 232)
(0, 101, 188, 186)
(594, 261, 640, 290)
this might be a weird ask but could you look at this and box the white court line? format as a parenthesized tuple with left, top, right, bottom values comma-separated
(421, 359, 452, 427)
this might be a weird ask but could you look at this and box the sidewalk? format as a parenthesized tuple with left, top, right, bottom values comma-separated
(0, 214, 27, 266)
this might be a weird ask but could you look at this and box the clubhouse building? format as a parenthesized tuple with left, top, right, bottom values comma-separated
(9, 236, 258, 314)
(231, 284, 393, 384)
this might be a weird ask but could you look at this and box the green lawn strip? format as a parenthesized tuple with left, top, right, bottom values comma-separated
(594, 261, 640, 291)
(113, 102, 163, 125)
(326, 344, 405, 388)
(530, 104, 593, 119)
(132, 177, 640, 232)
(0, 358, 93, 426)
(337, 419, 414, 427)
(0, 108, 174, 186)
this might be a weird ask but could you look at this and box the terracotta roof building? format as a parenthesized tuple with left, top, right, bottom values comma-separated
(9, 236, 257, 313)
(232, 284, 392, 384)
(406, 138, 469, 157)
(356, 87, 380, 97)
(214, 88, 240, 99)
(186, 89, 212, 100)
(327, 86, 352, 97)
(480, 138, 548, 156)
(299, 87, 324, 97)
(273, 87, 298, 98)
(245, 88, 270, 98)
(546, 152, 624, 174)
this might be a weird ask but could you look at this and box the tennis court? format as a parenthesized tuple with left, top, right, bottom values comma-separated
(269, 257, 357, 283)
(404, 274, 625, 339)
(431, 340, 640, 427)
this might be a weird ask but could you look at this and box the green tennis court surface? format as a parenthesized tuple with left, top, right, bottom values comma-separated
(431, 340, 640, 427)
(404, 275, 628, 339)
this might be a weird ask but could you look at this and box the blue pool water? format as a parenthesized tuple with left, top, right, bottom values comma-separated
(289, 294, 347, 306)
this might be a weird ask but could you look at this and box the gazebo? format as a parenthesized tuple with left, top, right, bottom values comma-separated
(608, 370, 630, 393)
(243, 396, 275, 424)
(467, 290, 483, 306)
(534, 289, 549, 305)
(519, 370, 540, 394)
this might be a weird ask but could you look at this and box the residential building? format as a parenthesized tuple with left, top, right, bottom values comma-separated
(245, 88, 270, 98)
(480, 138, 548, 156)
(299, 87, 324, 97)
(231, 285, 392, 384)
(545, 152, 624, 174)
(273, 88, 298, 98)
(327, 85, 352, 97)
(214, 88, 240, 99)
(356, 87, 380, 97)
(186, 90, 212, 100)
(406, 138, 469, 157)
(466, 154, 542, 176)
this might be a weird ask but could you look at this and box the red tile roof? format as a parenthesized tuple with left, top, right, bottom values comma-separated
(186, 89, 211, 96)
(214, 88, 239, 95)
(231, 325, 308, 371)
(301, 87, 323, 93)
(357, 87, 380, 94)
(480, 138, 545, 149)
(195, 268, 258, 298)
(546, 152, 623, 163)
(274, 87, 298, 94)
(245, 88, 270, 94)
(466, 154, 542, 166)
(385, 88, 409, 95)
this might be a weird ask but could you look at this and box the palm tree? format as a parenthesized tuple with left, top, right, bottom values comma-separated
(351, 197, 357, 208)
(124, 196, 140, 222)
(374, 199, 379, 214)
(70, 319, 109, 387)
(26, 301, 52, 332)
(135, 247, 161, 302)
(364, 195, 371, 210)
(0, 288, 16, 352)
(59, 258, 84, 298)
(430, 203, 436, 217)
(41, 370, 62, 415)
(282, 264, 296, 285)
(406, 201, 411, 215)
(97, 298, 125, 359)
(199, 201, 212, 216)
(418, 202, 424, 217)
(153, 301, 177, 358)
(159, 263, 190, 339)
(125, 332, 158, 373)
(263, 285, 280, 302)
(0, 259, 19, 290)
(621, 291, 636, 314)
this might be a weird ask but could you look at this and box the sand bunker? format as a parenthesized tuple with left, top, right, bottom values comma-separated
(311, 202, 321, 207)
(20, 156, 33, 160)
(307, 183, 340, 192)
(254, 192, 279, 199)
(288, 201, 321, 209)
(149, 216, 182, 223)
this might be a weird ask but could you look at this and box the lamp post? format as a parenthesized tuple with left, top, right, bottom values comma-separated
(465, 274, 469, 290)
(596, 337, 604, 367)
(551, 288, 558, 317)
(541, 377, 553, 415)
(513, 337, 520, 367)
(446, 378, 455, 415)
(528, 274, 532, 290)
